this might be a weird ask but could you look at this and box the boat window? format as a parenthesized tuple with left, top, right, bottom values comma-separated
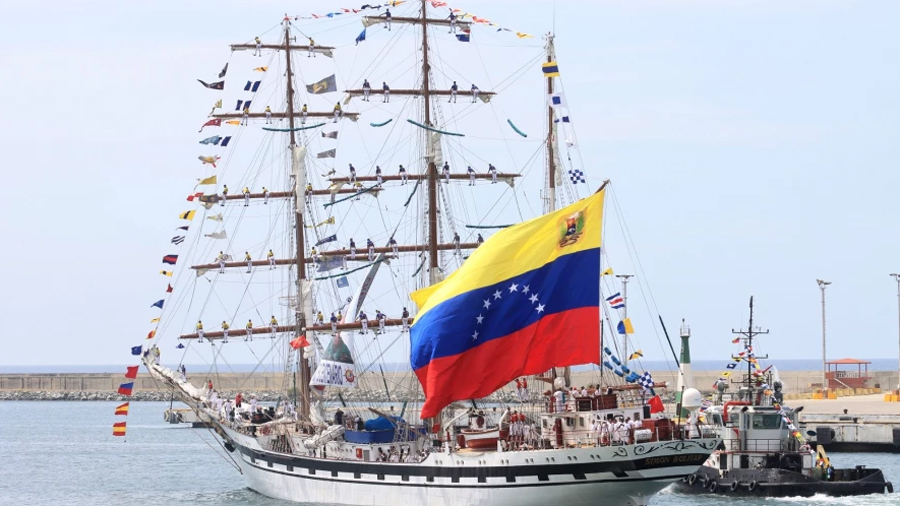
(751, 414, 783, 430)
(710, 414, 723, 426)
(579, 418, 585, 427)
(542, 419, 548, 429)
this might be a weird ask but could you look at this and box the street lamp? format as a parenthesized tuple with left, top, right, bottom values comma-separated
(891, 274, 900, 393)
(817, 279, 831, 398)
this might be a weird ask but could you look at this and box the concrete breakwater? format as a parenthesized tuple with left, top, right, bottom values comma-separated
(1, 369, 896, 400)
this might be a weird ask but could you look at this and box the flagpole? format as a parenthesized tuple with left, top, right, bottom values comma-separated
(616, 274, 633, 368)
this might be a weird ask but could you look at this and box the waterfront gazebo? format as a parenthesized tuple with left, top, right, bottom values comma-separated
(826, 358, 871, 390)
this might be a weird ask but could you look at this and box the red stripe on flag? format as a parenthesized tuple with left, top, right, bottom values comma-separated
(414, 307, 599, 418)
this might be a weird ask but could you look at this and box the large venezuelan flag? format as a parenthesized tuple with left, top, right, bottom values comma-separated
(411, 190, 605, 418)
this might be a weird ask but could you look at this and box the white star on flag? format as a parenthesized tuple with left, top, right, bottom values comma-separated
(529, 293, 539, 304)
(493, 290, 502, 300)
(476, 314, 484, 324)
(472, 331, 479, 341)
(509, 283, 518, 293)
(536, 303, 545, 313)
(483, 299, 491, 309)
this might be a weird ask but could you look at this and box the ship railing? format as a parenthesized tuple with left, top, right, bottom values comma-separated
(728, 438, 788, 452)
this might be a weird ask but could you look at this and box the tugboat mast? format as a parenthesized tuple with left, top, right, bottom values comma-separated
(731, 296, 769, 401)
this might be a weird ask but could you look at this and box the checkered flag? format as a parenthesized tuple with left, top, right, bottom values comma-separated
(568, 169, 585, 184)
(639, 371, 655, 395)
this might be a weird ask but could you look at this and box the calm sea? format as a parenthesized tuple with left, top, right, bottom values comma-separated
(1, 401, 897, 506)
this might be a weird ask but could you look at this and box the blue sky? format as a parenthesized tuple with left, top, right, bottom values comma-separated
(1, 0, 899, 368)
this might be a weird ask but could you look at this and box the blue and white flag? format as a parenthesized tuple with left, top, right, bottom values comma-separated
(549, 93, 566, 108)
(220, 136, 232, 147)
(639, 371, 655, 394)
(355, 28, 366, 46)
(568, 169, 586, 184)
(131, 345, 142, 356)
(171, 235, 185, 245)
(199, 135, 222, 145)
(318, 258, 344, 272)
(316, 234, 337, 246)
(151, 299, 164, 309)
(336, 276, 349, 288)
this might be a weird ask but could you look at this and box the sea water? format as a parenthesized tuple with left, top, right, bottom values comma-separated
(1, 401, 898, 506)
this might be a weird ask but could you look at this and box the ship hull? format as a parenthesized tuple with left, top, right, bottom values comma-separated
(224, 428, 719, 506)
(673, 465, 893, 497)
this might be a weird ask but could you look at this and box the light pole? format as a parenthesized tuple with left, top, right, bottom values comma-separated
(817, 279, 831, 397)
(891, 274, 900, 393)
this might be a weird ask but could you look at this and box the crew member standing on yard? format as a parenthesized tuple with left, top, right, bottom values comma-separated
(316, 310, 324, 325)
(330, 313, 339, 334)
(383, 9, 392, 30)
(349, 238, 356, 259)
(389, 237, 398, 256)
(244, 251, 252, 273)
(196, 320, 204, 343)
(243, 186, 251, 207)
(217, 251, 227, 273)
(262, 186, 270, 204)
(220, 184, 229, 206)
(253, 36, 262, 56)
(301, 104, 308, 125)
(267, 249, 275, 269)
(471, 83, 479, 103)
(308, 37, 316, 57)
(382, 81, 390, 103)
(349, 164, 357, 183)
(270, 315, 278, 337)
(333, 102, 342, 123)
(453, 232, 461, 256)
(477, 233, 484, 246)
(362, 79, 371, 101)
(449, 81, 458, 103)
(401, 307, 410, 332)
(467, 165, 476, 186)
(245, 319, 253, 342)
(398, 164, 407, 184)
(359, 310, 369, 335)
(221, 321, 230, 343)
(241, 106, 250, 126)
(489, 163, 498, 183)
(375, 166, 383, 186)
(375, 310, 386, 334)
(367, 238, 375, 261)
(442, 161, 451, 183)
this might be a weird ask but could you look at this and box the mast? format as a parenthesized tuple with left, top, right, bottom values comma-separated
(731, 296, 769, 402)
(422, 0, 439, 284)
(283, 17, 311, 420)
(544, 34, 556, 214)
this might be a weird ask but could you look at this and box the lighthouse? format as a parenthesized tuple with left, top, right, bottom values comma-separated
(675, 319, 693, 417)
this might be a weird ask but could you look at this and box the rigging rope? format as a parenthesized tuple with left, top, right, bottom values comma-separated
(464, 223, 513, 229)
(406, 119, 464, 137)
(507, 119, 527, 137)
(262, 123, 325, 132)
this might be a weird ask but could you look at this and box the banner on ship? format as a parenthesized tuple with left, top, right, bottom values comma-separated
(310, 253, 385, 388)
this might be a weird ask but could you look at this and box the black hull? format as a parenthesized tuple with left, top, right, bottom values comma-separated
(673, 465, 893, 497)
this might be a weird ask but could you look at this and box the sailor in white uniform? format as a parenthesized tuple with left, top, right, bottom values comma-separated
(366, 238, 375, 261)
(489, 163, 498, 183)
(453, 232, 461, 256)
(267, 249, 275, 269)
(221, 321, 230, 344)
(262, 186, 270, 204)
(308, 37, 316, 58)
(349, 238, 357, 259)
(245, 319, 253, 342)
(253, 36, 262, 56)
(389, 237, 398, 256)
(358, 311, 369, 334)
(270, 315, 278, 337)
(382, 82, 390, 103)
(349, 164, 357, 183)
(401, 307, 409, 332)
(398, 164, 407, 184)
(196, 321, 204, 343)
(442, 162, 450, 183)
(220, 184, 229, 206)
(467, 165, 476, 186)
(375, 166, 383, 186)
(243, 186, 251, 207)
(383, 9, 392, 31)
(301, 104, 308, 125)
(362, 79, 371, 101)
(375, 310, 386, 334)
(471, 84, 479, 103)
(448, 11, 457, 34)
(449, 81, 458, 103)
(217, 251, 227, 273)
(244, 252, 252, 273)
(330, 313, 339, 334)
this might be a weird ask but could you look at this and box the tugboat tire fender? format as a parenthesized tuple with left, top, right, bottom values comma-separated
(886, 482, 893, 494)
(730, 480, 739, 492)
(699, 476, 709, 487)
(708, 480, 718, 492)
(748, 480, 758, 492)
(682, 475, 690, 484)
(688, 474, 698, 486)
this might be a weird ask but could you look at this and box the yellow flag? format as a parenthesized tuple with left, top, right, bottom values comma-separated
(306, 216, 336, 228)
(226, 120, 241, 125)
(150, 317, 160, 324)
(178, 210, 196, 221)
(160, 270, 173, 277)
(213, 99, 222, 109)
(628, 350, 643, 361)
(618, 317, 634, 334)
(198, 175, 218, 185)
(601, 267, 613, 276)
(253, 66, 268, 72)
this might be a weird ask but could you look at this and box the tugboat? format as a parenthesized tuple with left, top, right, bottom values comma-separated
(673, 297, 893, 497)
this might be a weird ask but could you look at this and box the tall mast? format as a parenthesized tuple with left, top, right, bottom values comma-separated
(283, 17, 310, 420)
(544, 34, 557, 214)
(422, 0, 439, 283)
(731, 296, 768, 401)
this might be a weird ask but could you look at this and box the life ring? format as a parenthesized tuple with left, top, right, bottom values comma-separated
(682, 475, 690, 484)
(688, 474, 698, 486)
(356, 448, 363, 459)
(730, 480, 739, 492)
(708, 480, 718, 493)
(748, 480, 758, 492)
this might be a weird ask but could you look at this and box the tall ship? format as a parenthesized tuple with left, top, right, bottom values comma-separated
(673, 297, 892, 497)
(133, 3, 721, 505)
